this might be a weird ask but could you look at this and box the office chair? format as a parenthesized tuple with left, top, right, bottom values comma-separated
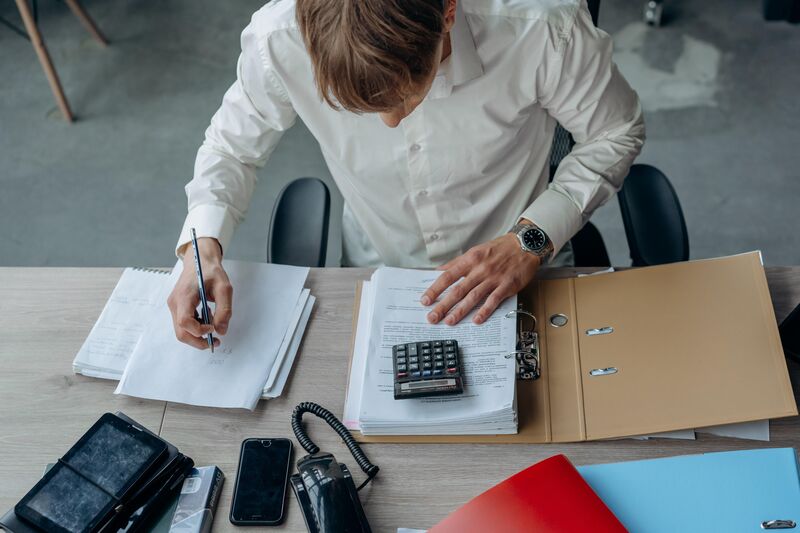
(267, 0, 689, 269)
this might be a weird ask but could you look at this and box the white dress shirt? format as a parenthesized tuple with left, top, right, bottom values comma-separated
(177, 0, 645, 267)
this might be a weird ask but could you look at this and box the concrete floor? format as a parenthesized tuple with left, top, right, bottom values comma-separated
(1, 0, 799, 267)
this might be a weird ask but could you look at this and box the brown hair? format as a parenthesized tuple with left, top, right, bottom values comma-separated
(296, 0, 446, 113)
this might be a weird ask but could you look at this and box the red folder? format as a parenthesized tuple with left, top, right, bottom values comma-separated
(430, 455, 627, 533)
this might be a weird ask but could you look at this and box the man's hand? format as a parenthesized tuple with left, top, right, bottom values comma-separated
(167, 237, 233, 349)
(420, 232, 540, 326)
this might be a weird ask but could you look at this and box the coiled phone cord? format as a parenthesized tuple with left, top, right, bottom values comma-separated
(291, 402, 380, 491)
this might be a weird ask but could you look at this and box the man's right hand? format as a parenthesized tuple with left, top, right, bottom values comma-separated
(167, 237, 233, 350)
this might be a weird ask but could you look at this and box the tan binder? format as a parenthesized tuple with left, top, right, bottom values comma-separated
(347, 252, 798, 443)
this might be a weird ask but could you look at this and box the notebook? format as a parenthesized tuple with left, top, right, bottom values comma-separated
(578, 448, 800, 532)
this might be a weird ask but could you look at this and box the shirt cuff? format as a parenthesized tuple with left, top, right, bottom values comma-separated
(175, 204, 237, 258)
(518, 188, 584, 257)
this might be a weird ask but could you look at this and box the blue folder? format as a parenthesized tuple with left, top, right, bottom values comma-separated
(578, 448, 800, 533)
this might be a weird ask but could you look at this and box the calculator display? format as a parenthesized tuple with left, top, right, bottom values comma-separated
(392, 340, 464, 399)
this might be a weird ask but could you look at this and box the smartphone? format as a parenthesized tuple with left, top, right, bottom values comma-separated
(780, 302, 800, 364)
(230, 438, 293, 526)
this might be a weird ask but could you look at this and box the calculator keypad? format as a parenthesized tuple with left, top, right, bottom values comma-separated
(392, 340, 463, 399)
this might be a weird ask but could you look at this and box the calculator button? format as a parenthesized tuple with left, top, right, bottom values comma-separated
(397, 372, 408, 378)
(423, 362, 432, 370)
(435, 354, 444, 361)
(422, 348, 431, 355)
(397, 364, 407, 372)
(434, 369, 444, 375)
(423, 370, 432, 377)
(422, 355, 432, 362)
(409, 356, 419, 363)
(445, 346, 455, 353)
(397, 356, 407, 364)
(421, 342, 431, 349)
(433, 341, 443, 347)
(408, 344, 418, 356)
(445, 340, 454, 346)
(411, 371, 421, 377)
(447, 368, 457, 374)
(434, 361, 444, 369)
(434, 348, 443, 354)
(410, 363, 419, 371)
(447, 362, 457, 369)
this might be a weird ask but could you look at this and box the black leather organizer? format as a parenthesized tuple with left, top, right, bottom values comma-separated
(0, 412, 193, 533)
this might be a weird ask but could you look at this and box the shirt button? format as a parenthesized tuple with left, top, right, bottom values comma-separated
(410, 143, 421, 152)
(430, 233, 439, 241)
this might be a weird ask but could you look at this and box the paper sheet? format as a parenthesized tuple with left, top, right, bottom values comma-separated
(350, 268, 517, 434)
(699, 420, 770, 441)
(344, 280, 375, 429)
(116, 261, 309, 409)
(264, 289, 310, 391)
(263, 294, 316, 399)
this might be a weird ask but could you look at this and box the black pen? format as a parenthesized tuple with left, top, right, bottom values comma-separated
(190, 228, 215, 352)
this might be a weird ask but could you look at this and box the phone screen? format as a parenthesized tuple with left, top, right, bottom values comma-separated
(230, 439, 292, 525)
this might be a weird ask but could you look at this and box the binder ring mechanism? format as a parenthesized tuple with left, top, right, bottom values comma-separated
(505, 308, 540, 381)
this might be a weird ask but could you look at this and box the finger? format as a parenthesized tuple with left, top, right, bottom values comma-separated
(177, 305, 214, 338)
(210, 279, 233, 335)
(421, 262, 469, 307)
(427, 275, 481, 324)
(473, 285, 513, 325)
(436, 256, 458, 272)
(174, 325, 211, 350)
(444, 281, 493, 325)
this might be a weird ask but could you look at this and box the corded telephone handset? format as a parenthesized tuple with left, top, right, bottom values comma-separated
(290, 402, 380, 533)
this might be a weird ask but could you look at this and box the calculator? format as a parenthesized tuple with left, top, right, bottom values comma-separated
(392, 339, 464, 399)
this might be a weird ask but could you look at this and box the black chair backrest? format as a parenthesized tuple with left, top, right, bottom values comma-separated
(268, 177, 331, 267)
(618, 164, 689, 266)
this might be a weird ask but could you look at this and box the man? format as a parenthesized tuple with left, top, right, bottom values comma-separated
(168, 0, 644, 349)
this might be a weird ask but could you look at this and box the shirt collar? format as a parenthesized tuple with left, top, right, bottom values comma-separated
(428, 3, 484, 100)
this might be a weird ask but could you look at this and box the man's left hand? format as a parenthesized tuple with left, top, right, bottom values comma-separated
(420, 232, 541, 326)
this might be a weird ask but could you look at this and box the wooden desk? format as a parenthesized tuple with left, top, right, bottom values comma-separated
(2, 266, 800, 532)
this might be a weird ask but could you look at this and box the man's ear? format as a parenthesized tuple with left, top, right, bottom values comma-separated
(443, 0, 457, 31)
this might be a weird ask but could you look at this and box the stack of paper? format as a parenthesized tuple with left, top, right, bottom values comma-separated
(344, 267, 518, 435)
(73, 261, 314, 409)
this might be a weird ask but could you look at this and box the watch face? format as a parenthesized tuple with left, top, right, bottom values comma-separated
(522, 228, 547, 251)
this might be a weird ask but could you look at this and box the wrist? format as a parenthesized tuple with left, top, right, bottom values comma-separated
(508, 220, 553, 265)
(182, 237, 223, 265)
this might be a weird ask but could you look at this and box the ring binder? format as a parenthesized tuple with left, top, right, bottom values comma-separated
(505, 308, 540, 381)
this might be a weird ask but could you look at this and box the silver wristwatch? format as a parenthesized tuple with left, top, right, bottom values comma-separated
(509, 222, 554, 264)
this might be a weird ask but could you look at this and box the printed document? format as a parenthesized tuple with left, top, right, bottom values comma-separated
(345, 267, 518, 435)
